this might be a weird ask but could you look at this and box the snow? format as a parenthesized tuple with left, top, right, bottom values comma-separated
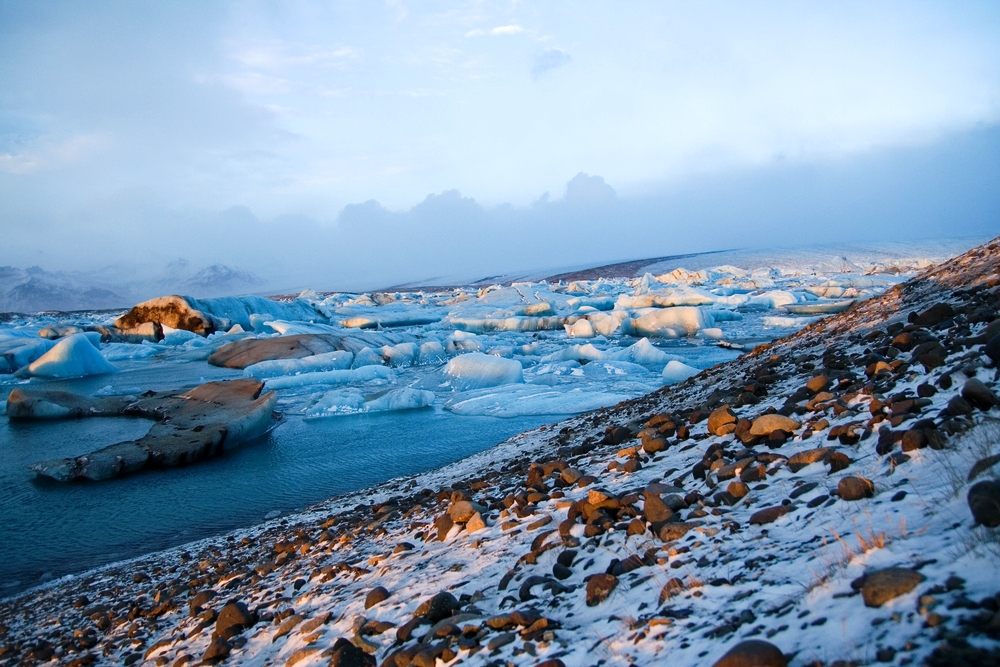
(444, 352, 524, 390)
(662, 359, 699, 384)
(26, 333, 118, 378)
(444, 385, 629, 417)
(243, 351, 354, 379)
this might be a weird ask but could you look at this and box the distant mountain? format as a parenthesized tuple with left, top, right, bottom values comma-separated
(0, 263, 268, 314)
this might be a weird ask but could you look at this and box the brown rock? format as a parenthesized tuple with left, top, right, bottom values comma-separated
(838, 476, 875, 501)
(215, 601, 255, 639)
(658, 522, 697, 541)
(466, 512, 486, 533)
(711, 639, 787, 667)
(748, 506, 789, 525)
(749, 414, 800, 437)
(202, 637, 231, 663)
(860, 568, 925, 607)
(806, 376, 829, 393)
(968, 480, 1000, 527)
(708, 405, 738, 436)
(585, 574, 618, 606)
(643, 492, 673, 523)
(962, 379, 1000, 410)
(727, 481, 750, 500)
(115, 295, 218, 335)
(365, 587, 390, 609)
(327, 637, 375, 667)
(448, 500, 480, 523)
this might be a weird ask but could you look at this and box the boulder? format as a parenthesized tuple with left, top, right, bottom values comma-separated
(643, 492, 673, 523)
(749, 414, 800, 437)
(215, 601, 256, 639)
(711, 639, 787, 667)
(364, 587, 390, 609)
(787, 447, 835, 472)
(327, 637, 375, 667)
(707, 405, 738, 436)
(208, 334, 345, 369)
(26, 379, 277, 482)
(985, 333, 1000, 365)
(968, 481, 1000, 527)
(911, 303, 954, 326)
(838, 476, 875, 501)
(115, 295, 219, 335)
(961, 379, 1000, 411)
(860, 568, 925, 607)
(448, 500, 485, 523)
(585, 574, 618, 606)
(416, 592, 460, 623)
(201, 637, 231, 663)
(749, 506, 788, 525)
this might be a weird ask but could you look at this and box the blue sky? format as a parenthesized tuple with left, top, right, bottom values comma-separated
(1, 1, 999, 287)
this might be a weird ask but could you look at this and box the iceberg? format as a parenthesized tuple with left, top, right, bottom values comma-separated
(305, 387, 435, 417)
(662, 359, 699, 384)
(620, 306, 715, 337)
(606, 337, 680, 366)
(243, 350, 354, 379)
(27, 334, 118, 378)
(444, 352, 524, 390)
(263, 365, 394, 389)
(565, 319, 596, 338)
(380, 342, 419, 367)
(351, 347, 385, 369)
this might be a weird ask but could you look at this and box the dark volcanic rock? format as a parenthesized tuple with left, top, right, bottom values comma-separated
(961, 378, 1000, 410)
(968, 481, 1000, 527)
(417, 592, 460, 623)
(711, 639, 787, 667)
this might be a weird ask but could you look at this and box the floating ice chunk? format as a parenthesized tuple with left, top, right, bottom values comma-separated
(606, 337, 680, 366)
(445, 352, 524, 390)
(588, 311, 624, 336)
(708, 308, 743, 321)
(662, 360, 699, 384)
(445, 316, 566, 333)
(27, 334, 118, 378)
(341, 313, 442, 328)
(351, 347, 385, 369)
(565, 319, 595, 338)
(244, 350, 354, 378)
(581, 360, 649, 377)
(381, 342, 419, 367)
(102, 343, 162, 361)
(418, 340, 446, 364)
(566, 295, 615, 311)
(444, 385, 629, 417)
(446, 330, 482, 353)
(744, 290, 801, 310)
(700, 328, 724, 339)
(264, 365, 394, 389)
(227, 324, 246, 334)
(542, 343, 606, 363)
(620, 307, 714, 337)
(616, 287, 716, 309)
(161, 326, 200, 345)
(305, 387, 435, 417)
(1, 338, 56, 371)
(762, 316, 820, 328)
(265, 320, 341, 335)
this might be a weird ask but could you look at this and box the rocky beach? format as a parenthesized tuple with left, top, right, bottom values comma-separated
(0, 237, 998, 667)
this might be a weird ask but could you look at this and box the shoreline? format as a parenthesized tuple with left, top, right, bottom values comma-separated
(1, 237, 999, 667)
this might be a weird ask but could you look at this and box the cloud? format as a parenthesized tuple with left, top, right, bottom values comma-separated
(490, 24, 525, 36)
(532, 48, 570, 77)
(464, 29, 485, 38)
(564, 172, 615, 203)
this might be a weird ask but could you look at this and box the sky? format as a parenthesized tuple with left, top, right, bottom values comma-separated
(1, 1, 999, 292)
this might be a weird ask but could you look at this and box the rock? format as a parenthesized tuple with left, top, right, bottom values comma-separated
(189, 590, 216, 614)
(202, 637, 231, 662)
(984, 333, 1000, 365)
(643, 492, 673, 523)
(961, 379, 1000, 410)
(115, 295, 220, 335)
(707, 406, 738, 436)
(806, 376, 829, 393)
(749, 506, 788, 525)
(968, 453, 1000, 481)
(27, 379, 277, 482)
(466, 511, 486, 533)
(365, 587, 390, 609)
(827, 452, 851, 472)
(585, 573, 618, 606)
(911, 303, 954, 327)
(860, 568, 925, 607)
(968, 481, 1000, 527)
(658, 522, 697, 542)
(749, 414, 800, 437)
(711, 639, 787, 667)
(448, 500, 477, 523)
(787, 447, 834, 472)
(215, 601, 255, 639)
(434, 514, 454, 541)
(838, 476, 875, 501)
(326, 637, 375, 667)
(208, 334, 344, 369)
(417, 592, 460, 623)
(727, 481, 749, 499)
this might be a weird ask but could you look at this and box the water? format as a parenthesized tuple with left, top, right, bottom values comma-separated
(0, 361, 553, 596)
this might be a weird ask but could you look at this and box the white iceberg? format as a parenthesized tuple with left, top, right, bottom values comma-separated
(264, 365, 394, 389)
(306, 387, 435, 417)
(445, 352, 524, 390)
(27, 334, 118, 378)
(620, 306, 715, 337)
(243, 350, 354, 379)
(662, 360, 699, 384)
